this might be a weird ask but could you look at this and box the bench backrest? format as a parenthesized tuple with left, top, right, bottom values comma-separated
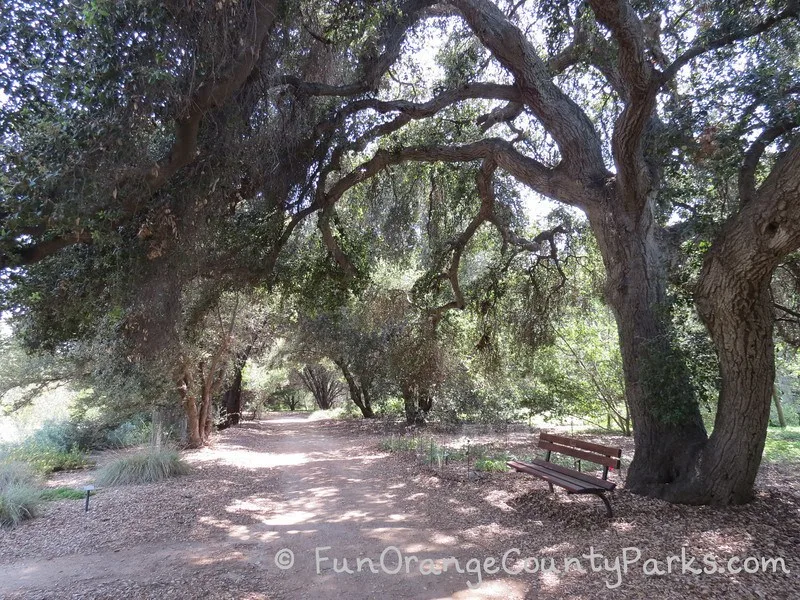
(538, 432, 621, 479)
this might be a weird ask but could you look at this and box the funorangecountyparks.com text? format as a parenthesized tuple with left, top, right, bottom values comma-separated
(274, 545, 793, 589)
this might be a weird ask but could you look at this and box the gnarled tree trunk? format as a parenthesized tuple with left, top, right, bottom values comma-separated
(588, 197, 708, 497)
(669, 142, 800, 504)
(177, 365, 204, 449)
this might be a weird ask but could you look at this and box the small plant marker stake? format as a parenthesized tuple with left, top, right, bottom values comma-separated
(83, 485, 95, 512)
(466, 439, 471, 479)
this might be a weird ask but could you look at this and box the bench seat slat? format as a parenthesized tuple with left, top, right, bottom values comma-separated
(509, 461, 599, 490)
(507, 460, 614, 494)
(529, 459, 616, 490)
(507, 461, 589, 492)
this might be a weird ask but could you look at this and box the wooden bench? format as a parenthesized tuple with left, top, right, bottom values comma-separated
(507, 432, 622, 518)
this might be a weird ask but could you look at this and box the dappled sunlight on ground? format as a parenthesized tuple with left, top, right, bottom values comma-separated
(2, 413, 797, 600)
(190, 446, 310, 469)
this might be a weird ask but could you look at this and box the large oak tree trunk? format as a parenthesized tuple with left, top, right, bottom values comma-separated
(686, 266, 774, 503)
(589, 143, 800, 505)
(588, 198, 708, 496)
(668, 143, 800, 504)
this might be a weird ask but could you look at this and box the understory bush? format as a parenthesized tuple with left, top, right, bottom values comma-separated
(2, 442, 89, 474)
(0, 462, 41, 527)
(473, 455, 511, 472)
(95, 447, 191, 486)
(30, 419, 108, 453)
(106, 418, 153, 448)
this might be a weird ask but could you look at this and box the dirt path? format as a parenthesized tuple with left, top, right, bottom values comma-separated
(3, 414, 798, 599)
(0, 415, 529, 599)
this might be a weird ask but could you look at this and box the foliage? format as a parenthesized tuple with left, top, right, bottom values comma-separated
(105, 417, 154, 448)
(0, 461, 40, 526)
(1, 441, 89, 474)
(762, 427, 800, 463)
(379, 435, 425, 453)
(95, 448, 191, 486)
(472, 456, 510, 472)
(29, 418, 107, 452)
(0, 0, 798, 504)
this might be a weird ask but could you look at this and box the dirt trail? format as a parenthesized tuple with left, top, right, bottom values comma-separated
(0, 415, 528, 599)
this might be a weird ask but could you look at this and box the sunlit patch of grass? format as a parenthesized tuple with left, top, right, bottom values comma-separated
(473, 457, 510, 472)
(763, 426, 800, 463)
(39, 487, 86, 501)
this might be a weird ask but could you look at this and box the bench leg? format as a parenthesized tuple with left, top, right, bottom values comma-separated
(589, 491, 613, 518)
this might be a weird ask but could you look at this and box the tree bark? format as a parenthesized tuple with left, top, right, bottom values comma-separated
(218, 352, 248, 429)
(773, 384, 787, 428)
(177, 367, 204, 449)
(218, 368, 243, 429)
(400, 383, 427, 425)
(181, 391, 203, 449)
(198, 375, 214, 442)
(333, 358, 375, 418)
(587, 196, 708, 496)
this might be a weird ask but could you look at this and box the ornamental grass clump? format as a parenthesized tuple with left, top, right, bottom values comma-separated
(0, 462, 41, 527)
(95, 447, 191, 486)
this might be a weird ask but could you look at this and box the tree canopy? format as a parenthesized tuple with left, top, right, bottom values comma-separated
(1, 0, 799, 505)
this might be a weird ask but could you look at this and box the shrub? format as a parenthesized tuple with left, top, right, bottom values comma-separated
(95, 447, 191, 486)
(4, 442, 89, 474)
(0, 461, 38, 488)
(379, 435, 423, 452)
(106, 418, 153, 448)
(473, 457, 510, 472)
(0, 462, 41, 527)
(30, 419, 108, 452)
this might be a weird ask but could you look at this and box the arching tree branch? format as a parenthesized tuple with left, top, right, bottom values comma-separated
(661, 1, 800, 84)
(739, 117, 800, 205)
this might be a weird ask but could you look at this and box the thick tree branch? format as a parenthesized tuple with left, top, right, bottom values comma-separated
(739, 117, 800, 205)
(428, 160, 497, 321)
(309, 84, 523, 213)
(318, 205, 359, 280)
(139, 0, 279, 197)
(588, 0, 658, 210)
(588, 0, 654, 95)
(476, 101, 524, 132)
(662, 2, 800, 84)
(448, 0, 607, 182)
(274, 0, 437, 99)
(324, 138, 590, 211)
